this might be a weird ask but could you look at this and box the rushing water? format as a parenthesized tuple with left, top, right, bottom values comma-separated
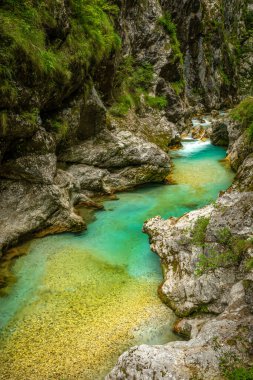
(0, 138, 234, 380)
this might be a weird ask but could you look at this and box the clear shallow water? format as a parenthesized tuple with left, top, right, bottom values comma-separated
(0, 139, 234, 380)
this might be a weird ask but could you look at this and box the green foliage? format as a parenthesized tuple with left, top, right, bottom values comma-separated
(170, 80, 185, 95)
(145, 95, 168, 109)
(224, 367, 253, 380)
(245, 257, 253, 271)
(248, 123, 253, 141)
(216, 227, 232, 245)
(110, 57, 168, 116)
(21, 109, 39, 125)
(158, 12, 177, 36)
(110, 94, 135, 116)
(219, 68, 231, 86)
(158, 12, 183, 64)
(114, 56, 135, 89)
(195, 224, 252, 276)
(195, 248, 239, 276)
(212, 340, 253, 380)
(245, 7, 253, 37)
(0, 0, 120, 105)
(50, 119, 69, 137)
(130, 62, 154, 91)
(230, 97, 253, 141)
(191, 217, 210, 246)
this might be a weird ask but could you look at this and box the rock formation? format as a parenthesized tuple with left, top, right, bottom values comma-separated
(107, 108, 253, 380)
(0, 1, 253, 377)
(0, 0, 251, 254)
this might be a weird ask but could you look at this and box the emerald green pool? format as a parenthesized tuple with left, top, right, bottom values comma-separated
(0, 139, 234, 380)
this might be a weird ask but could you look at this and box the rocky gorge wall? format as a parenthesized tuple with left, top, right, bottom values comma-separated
(0, 0, 252, 256)
(0, 1, 252, 378)
(106, 112, 253, 378)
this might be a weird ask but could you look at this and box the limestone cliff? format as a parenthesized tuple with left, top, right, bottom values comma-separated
(0, 1, 252, 256)
(0, 1, 253, 378)
(107, 110, 253, 379)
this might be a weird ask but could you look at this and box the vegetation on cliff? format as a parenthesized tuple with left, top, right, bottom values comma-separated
(0, 0, 120, 109)
(158, 12, 183, 65)
(230, 97, 253, 140)
(110, 58, 168, 117)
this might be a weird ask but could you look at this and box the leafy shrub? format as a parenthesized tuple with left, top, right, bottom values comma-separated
(158, 12, 183, 64)
(145, 95, 168, 109)
(191, 217, 210, 246)
(194, 225, 252, 276)
(110, 94, 135, 116)
(170, 80, 185, 95)
(195, 248, 240, 276)
(224, 366, 253, 380)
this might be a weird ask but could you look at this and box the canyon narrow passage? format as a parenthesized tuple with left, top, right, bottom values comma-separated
(0, 127, 234, 380)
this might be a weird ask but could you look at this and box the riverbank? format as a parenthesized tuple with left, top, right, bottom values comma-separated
(0, 133, 234, 379)
(107, 114, 253, 380)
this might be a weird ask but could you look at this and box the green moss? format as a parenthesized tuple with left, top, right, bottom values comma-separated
(224, 366, 253, 380)
(158, 12, 183, 64)
(145, 95, 168, 109)
(198, 305, 209, 313)
(50, 119, 69, 137)
(195, 227, 252, 276)
(170, 80, 185, 95)
(191, 217, 210, 247)
(0, 0, 121, 105)
(195, 248, 240, 276)
(110, 58, 162, 116)
(230, 97, 253, 141)
(110, 94, 135, 117)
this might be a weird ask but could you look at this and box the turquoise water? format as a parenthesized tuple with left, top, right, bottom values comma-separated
(0, 139, 234, 380)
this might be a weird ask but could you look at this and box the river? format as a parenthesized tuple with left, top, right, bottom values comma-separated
(0, 130, 234, 379)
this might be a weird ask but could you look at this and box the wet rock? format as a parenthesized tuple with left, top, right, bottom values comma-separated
(210, 121, 229, 146)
